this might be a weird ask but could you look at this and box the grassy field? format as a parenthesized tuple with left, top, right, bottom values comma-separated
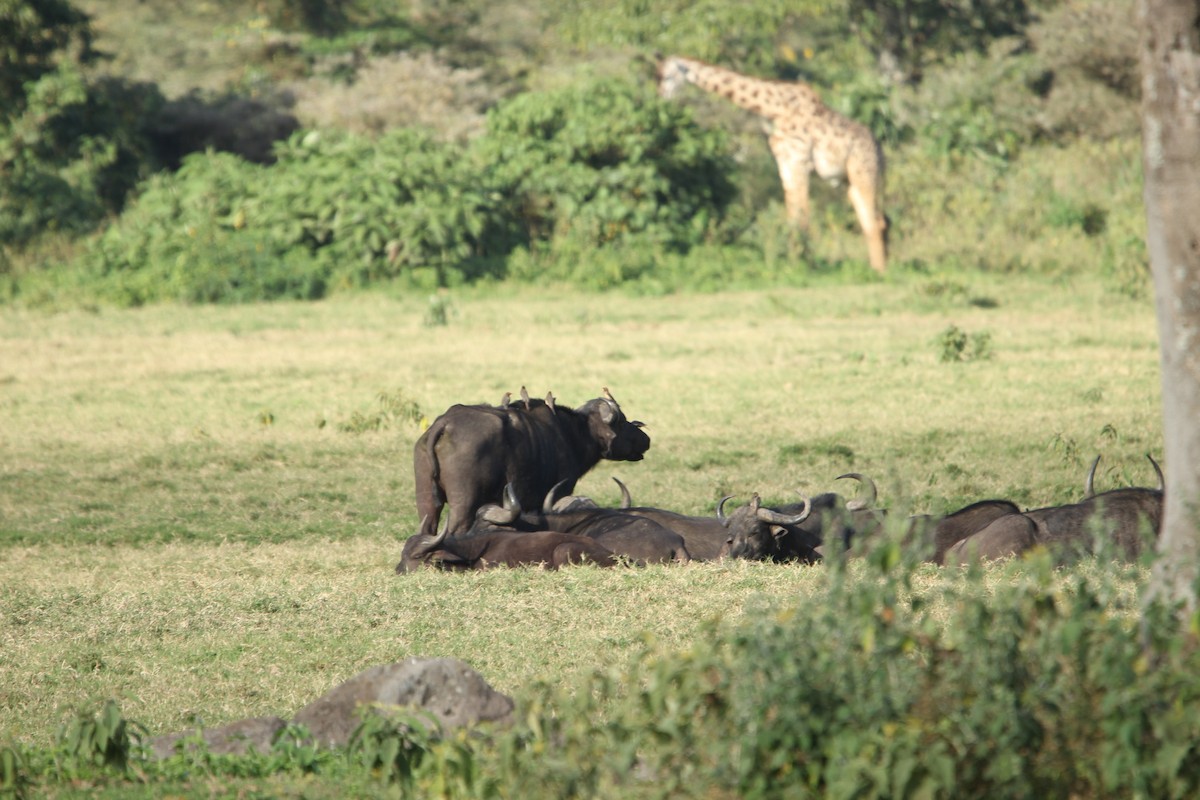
(0, 268, 1162, 751)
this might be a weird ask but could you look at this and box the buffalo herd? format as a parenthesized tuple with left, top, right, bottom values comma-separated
(397, 389, 1164, 573)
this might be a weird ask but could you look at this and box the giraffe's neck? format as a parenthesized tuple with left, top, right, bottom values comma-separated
(666, 56, 820, 121)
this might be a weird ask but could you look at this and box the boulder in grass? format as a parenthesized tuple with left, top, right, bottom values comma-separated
(148, 715, 287, 760)
(292, 657, 515, 748)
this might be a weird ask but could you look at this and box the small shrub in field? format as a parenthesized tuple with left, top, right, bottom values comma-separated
(935, 324, 992, 362)
(337, 389, 424, 433)
(54, 700, 144, 778)
(1046, 195, 1108, 237)
(347, 709, 439, 786)
(423, 292, 456, 327)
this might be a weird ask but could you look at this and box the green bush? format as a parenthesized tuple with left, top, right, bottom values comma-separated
(0, 64, 163, 247)
(1, 1, 164, 249)
(61, 79, 739, 305)
(475, 78, 737, 255)
(73, 128, 517, 303)
(487, 554, 1200, 799)
(7, 556, 1200, 798)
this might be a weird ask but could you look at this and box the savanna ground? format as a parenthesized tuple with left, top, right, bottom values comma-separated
(0, 268, 1161, 754)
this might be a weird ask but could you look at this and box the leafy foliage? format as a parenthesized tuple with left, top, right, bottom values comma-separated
(484, 553, 1200, 799)
(64, 79, 738, 304)
(336, 389, 426, 433)
(547, 0, 812, 75)
(0, 0, 97, 112)
(0, 19, 163, 247)
(935, 324, 993, 362)
(847, 0, 1035, 84)
(474, 78, 736, 254)
(9, 557, 1200, 797)
(347, 709, 439, 786)
(53, 699, 144, 778)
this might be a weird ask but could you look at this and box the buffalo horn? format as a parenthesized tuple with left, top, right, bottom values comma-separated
(612, 476, 633, 509)
(412, 518, 451, 558)
(1084, 455, 1101, 499)
(504, 482, 522, 511)
(716, 495, 736, 526)
(479, 504, 519, 526)
(543, 478, 572, 513)
(837, 472, 878, 510)
(756, 496, 812, 525)
(1148, 454, 1165, 492)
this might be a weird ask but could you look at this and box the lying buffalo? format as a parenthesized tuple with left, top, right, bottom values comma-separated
(716, 494, 816, 562)
(943, 513, 1038, 565)
(941, 455, 1164, 565)
(910, 499, 1023, 565)
(395, 524, 618, 573)
(776, 473, 888, 556)
(474, 483, 690, 565)
(413, 388, 650, 537)
(603, 477, 736, 561)
(1022, 454, 1164, 563)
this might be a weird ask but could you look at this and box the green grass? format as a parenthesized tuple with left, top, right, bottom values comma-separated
(0, 270, 1162, 751)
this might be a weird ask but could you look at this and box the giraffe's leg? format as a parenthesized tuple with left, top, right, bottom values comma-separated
(768, 134, 812, 231)
(847, 180, 888, 273)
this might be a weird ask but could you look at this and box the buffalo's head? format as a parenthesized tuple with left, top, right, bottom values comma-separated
(395, 519, 466, 574)
(579, 389, 650, 462)
(717, 494, 812, 561)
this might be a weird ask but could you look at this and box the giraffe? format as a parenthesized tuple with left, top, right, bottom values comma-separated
(657, 55, 888, 272)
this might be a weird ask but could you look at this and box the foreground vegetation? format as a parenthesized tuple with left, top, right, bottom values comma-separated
(3, 273, 1190, 797)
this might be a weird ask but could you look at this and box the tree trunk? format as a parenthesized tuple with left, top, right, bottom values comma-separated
(1139, 0, 1200, 614)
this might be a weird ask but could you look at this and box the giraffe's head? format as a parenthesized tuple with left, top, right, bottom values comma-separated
(656, 56, 690, 99)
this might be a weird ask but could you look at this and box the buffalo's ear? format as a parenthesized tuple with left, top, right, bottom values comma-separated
(771, 525, 789, 541)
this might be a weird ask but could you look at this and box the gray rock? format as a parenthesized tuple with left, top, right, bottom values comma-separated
(292, 657, 515, 748)
(148, 715, 287, 760)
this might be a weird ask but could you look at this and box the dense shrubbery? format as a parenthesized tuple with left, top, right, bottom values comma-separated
(5, 553, 1200, 798)
(62, 79, 736, 304)
(0, 0, 164, 246)
(500, 551, 1200, 799)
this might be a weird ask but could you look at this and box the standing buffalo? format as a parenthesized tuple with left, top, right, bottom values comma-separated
(413, 388, 650, 537)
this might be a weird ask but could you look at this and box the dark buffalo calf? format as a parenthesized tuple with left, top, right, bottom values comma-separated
(395, 527, 618, 574)
(475, 484, 689, 565)
(943, 513, 1038, 565)
(918, 499, 1023, 565)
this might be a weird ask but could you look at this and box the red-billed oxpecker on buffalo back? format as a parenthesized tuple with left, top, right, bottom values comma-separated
(413, 388, 650, 538)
